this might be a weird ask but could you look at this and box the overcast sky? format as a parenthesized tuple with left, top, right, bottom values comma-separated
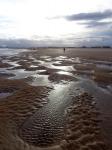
(0, 0, 112, 47)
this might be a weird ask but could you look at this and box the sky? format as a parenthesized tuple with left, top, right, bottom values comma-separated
(0, 0, 112, 47)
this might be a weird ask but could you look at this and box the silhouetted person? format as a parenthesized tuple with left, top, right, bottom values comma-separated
(63, 48, 65, 52)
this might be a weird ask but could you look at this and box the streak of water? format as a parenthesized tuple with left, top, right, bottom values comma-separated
(20, 82, 81, 146)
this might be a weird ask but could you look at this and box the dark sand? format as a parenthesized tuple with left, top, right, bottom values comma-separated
(0, 48, 112, 150)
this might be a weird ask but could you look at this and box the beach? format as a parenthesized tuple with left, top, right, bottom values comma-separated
(0, 48, 112, 150)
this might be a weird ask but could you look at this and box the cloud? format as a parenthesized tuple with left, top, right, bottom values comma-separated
(79, 21, 112, 28)
(65, 10, 112, 21)
(0, 32, 112, 48)
(48, 10, 112, 29)
(49, 9, 112, 22)
(0, 38, 68, 48)
(62, 9, 112, 29)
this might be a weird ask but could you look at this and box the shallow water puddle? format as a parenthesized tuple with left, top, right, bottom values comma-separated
(96, 64, 112, 70)
(0, 48, 29, 56)
(0, 92, 12, 99)
(80, 78, 111, 97)
(45, 58, 53, 61)
(53, 61, 62, 65)
(3, 60, 21, 68)
(41, 62, 75, 72)
(0, 55, 77, 81)
(53, 56, 81, 64)
(107, 85, 112, 93)
(36, 56, 77, 72)
(36, 60, 45, 64)
(30, 74, 52, 87)
(19, 82, 81, 146)
(0, 69, 15, 78)
(54, 56, 67, 60)
(51, 65, 75, 71)
(30, 65, 38, 68)
(9, 69, 35, 79)
(57, 71, 74, 76)
(68, 57, 81, 63)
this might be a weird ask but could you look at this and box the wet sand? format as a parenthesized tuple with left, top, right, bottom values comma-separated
(0, 48, 112, 150)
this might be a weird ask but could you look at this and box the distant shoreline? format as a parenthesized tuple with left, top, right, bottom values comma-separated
(0, 46, 112, 49)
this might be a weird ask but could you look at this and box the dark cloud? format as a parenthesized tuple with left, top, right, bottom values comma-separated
(93, 29, 112, 38)
(79, 21, 112, 28)
(0, 39, 36, 48)
(48, 10, 112, 29)
(65, 10, 112, 21)
(0, 38, 67, 48)
(62, 10, 112, 29)
(0, 33, 112, 48)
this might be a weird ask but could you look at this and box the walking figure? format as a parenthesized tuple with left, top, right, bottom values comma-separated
(63, 48, 65, 53)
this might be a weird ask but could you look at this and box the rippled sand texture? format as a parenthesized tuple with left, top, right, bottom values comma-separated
(0, 78, 51, 150)
(61, 92, 108, 150)
(0, 48, 112, 150)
